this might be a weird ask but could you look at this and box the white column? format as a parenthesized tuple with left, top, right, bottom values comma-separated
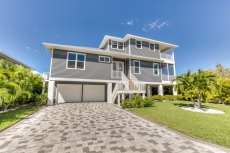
(117, 94, 120, 106)
(142, 93, 145, 99)
(107, 83, 112, 103)
(147, 85, 151, 97)
(172, 49, 174, 60)
(158, 84, 163, 96)
(42, 81, 45, 94)
(129, 94, 133, 101)
(167, 63, 169, 81)
(173, 85, 178, 95)
(47, 81, 55, 105)
(122, 94, 125, 100)
(129, 58, 131, 79)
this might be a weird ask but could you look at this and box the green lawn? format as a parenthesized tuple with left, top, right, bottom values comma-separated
(0, 105, 40, 132)
(129, 101, 230, 148)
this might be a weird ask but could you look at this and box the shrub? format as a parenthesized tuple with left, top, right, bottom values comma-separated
(176, 94, 184, 100)
(35, 93, 48, 106)
(122, 94, 155, 109)
(163, 95, 176, 101)
(151, 95, 163, 102)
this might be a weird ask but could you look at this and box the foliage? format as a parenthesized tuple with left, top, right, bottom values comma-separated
(121, 94, 154, 109)
(163, 95, 176, 101)
(0, 105, 40, 131)
(0, 60, 45, 110)
(129, 101, 230, 148)
(151, 95, 163, 102)
(173, 69, 216, 109)
(35, 93, 48, 106)
(209, 63, 230, 78)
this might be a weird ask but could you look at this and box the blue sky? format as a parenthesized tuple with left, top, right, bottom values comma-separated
(0, 0, 230, 75)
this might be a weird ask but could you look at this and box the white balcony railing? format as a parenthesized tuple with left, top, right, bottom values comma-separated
(112, 70, 122, 78)
(42, 72, 49, 80)
(162, 74, 175, 81)
(161, 53, 174, 60)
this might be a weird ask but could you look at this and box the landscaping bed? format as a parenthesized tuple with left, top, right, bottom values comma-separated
(129, 101, 230, 148)
(0, 104, 40, 132)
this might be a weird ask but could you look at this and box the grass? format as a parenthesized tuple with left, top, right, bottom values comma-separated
(129, 101, 230, 148)
(0, 105, 40, 132)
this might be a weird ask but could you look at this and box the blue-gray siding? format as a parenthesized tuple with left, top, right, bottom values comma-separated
(51, 49, 120, 80)
(131, 59, 162, 82)
(130, 39, 161, 59)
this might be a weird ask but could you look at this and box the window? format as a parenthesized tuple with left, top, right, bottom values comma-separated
(155, 44, 160, 51)
(149, 43, 155, 51)
(111, 41, 123, 50)
(67, 52, 85, 70)
(153, 63, 159, 76)
(111, 41, 117, 49)
(136, 41, 142, 49)
(118, 42, 124, 50)
(99, 56, 110, 63)
(133, 60, 140, 74)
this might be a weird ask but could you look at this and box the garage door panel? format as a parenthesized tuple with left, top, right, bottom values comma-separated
(57, 84, 82, 103)
(83, 85, 105, 102)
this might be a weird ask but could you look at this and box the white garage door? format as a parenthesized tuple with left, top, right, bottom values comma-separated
(57, 84, 82, 103)
(83, 85, 105, 102)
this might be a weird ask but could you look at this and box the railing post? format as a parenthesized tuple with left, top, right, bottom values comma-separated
(117, 94, 120, 106)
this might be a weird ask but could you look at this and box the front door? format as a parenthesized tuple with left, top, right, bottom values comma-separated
(113, 62, 124, 78)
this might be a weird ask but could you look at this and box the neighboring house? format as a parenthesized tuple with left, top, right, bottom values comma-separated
(0, 50, 34, 70)
(43, 34, 178, 106)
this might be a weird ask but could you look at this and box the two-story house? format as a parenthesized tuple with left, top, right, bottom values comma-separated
(43, 34, 178, 106)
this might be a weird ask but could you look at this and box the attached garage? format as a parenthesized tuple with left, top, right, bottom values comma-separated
(56, 83, 106, 103)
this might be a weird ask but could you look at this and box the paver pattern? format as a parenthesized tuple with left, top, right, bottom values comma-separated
(0, 103, 229, 153)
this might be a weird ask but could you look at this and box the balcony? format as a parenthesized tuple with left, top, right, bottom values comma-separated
(161, 53, 174, 60)
(162, 74, 175, 81)
(42, 72, 49, 81)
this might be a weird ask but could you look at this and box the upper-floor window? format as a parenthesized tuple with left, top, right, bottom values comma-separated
(67, 52, 86, 70)
(153, 63, 159, 76)
(111, 41, 123, 50)
(133, 60, 140, 74)
(99, 56, 110, 63)
(136, 41, 142, 49)
(149, 43, 155, 51)
(155, 44, 160, 51)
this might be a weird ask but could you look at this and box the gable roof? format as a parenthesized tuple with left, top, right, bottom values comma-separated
(99, 34, 178, 52)
(0, 50, 34, 70)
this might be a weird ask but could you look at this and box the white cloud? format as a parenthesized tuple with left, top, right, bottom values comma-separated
(121, 22, 124, 25)
(26, 47, 30, 49)
(127, 20, 133, 25)
(34, 50, 38, 52)
(142, 20, 168, 32)
(157, 21, 168, 29)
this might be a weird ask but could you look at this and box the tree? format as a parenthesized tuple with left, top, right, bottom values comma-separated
(174, 70, 216, 109)
(209, 63, 230, 78)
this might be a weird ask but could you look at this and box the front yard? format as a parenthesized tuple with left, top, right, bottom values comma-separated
(129, 101, 230, 148)
(0, 105, 40, 132)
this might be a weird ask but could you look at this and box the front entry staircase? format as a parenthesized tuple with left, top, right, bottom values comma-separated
(111, 73, 146, 106)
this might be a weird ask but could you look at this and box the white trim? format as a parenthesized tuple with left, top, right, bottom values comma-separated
(49, 77, 119, 83)
(112, 61, 124, 78)
(129, 38, 131, 55)
(149, 43, 155, 51)
(111, 40, 124, 50)
(66, 52, 86, 70)
(99, 55, 110, 63)
(111, 56, 113, 78)
(49, 49, 54, 78)
(129, 58, 131, 78)
(133, 60, 140, 74)
(135, 40, 142, 49)
(153, 63, 159, 76)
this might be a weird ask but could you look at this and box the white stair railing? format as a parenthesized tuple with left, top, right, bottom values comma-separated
(121, 72, 129, 90)
(130, 73, 146, 90)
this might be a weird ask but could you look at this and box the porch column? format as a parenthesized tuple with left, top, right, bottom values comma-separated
(147, 85, 151, 97)
(47, 81, 55, 105)
(142, 93, 145, 99)
(117, 94, 120, 106)
(158, 84, 163, 96)
(173, 85, 178, 95)
(107, 83, 112, 103)
(122, 94, 125, 100)
(42, 81, 45, 94)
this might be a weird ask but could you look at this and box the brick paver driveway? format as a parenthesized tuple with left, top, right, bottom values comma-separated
(0, 103, 229, 153)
